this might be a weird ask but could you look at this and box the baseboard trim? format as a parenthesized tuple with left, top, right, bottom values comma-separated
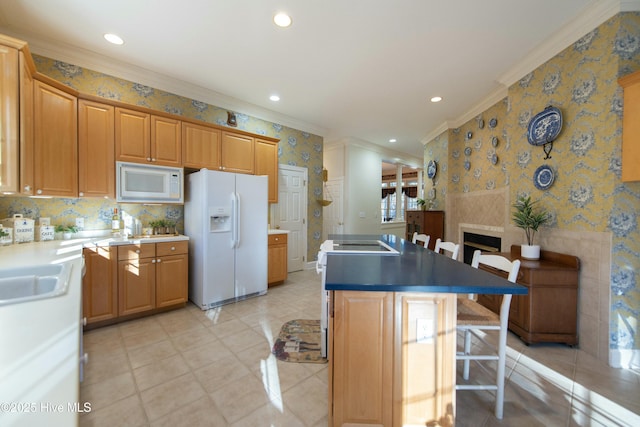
(609, 348, 640, 369)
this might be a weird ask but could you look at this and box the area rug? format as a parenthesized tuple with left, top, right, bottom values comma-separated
(272, 319, 327, 363)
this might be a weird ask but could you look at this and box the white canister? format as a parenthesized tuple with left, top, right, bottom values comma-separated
(0, 214, 35, 243)
(36, 225, 55, 241)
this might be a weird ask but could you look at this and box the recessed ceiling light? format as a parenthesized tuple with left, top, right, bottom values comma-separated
(431, 96, 442, 103)
(104, 33, 124, 45)
(269, 94, 280, 102)
(273, 12, 292, 27)
(389, 139, 397, 143)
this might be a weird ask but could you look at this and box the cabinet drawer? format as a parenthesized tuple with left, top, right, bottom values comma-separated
(156, 240, 188, 256)
(118, 243, 155, 261)
(268, 234, 287, 245)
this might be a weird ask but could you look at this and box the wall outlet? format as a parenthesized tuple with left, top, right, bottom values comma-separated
(416, 318, 434, 344)
(75, 217, 84, 230)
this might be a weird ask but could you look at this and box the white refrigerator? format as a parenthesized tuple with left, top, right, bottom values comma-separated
(185, 169, 268, 309)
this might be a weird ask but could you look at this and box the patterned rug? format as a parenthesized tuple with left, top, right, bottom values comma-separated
(272, 319, 327, 363)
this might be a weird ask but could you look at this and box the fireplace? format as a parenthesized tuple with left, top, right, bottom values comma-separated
(463, 232, 502, 264)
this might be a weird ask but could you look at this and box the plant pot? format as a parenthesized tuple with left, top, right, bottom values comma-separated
(521, 244, 540, 260)
(63, 232, 72, 240)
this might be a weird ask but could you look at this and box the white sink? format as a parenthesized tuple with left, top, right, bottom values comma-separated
(0, 263, 72, 306)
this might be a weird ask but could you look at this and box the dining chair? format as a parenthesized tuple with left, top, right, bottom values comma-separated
(456, 249, 521, 419)
(433, 238, 460, 260)
(411, 232, 430, 248)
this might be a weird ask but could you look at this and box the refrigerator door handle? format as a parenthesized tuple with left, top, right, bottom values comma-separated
(231, 192, 238, 248)
(234, 191, 241, 247)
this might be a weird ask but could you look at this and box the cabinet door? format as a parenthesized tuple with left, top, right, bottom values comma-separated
(221, 131, 254, 174)
(620, 71, 640, 182)
(83, 246, 117, 324)
(267, 234, 287, 285)
(151, 115, 181, 166)
(331, 291, 394, 426)
(33, 80, 78, 197)
(115, 107, 150, 163)
(19, 51, 34, 195)
(78, 100, 115, 198)
(155, 253, 188, 308)
(394, 293, 456, 426)
(118, 258, 156, 316)
(0, 44, 18, 193)
(255, 138, 278, 203)
(182, 121, 221, 169)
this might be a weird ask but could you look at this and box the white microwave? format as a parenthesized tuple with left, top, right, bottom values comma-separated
(116, 162, 183, 204)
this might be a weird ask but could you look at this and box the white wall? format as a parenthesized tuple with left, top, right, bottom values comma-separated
(324, 137, 422, 236)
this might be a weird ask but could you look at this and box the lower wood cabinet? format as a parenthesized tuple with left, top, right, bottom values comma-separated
(405, 210, 444, 250)
(82, 245, 117, 323)
(268, 233, 288, 286)
(83, 240, 188, 327)
(477, 245, 580, 345)
(329, 290, 456, 426)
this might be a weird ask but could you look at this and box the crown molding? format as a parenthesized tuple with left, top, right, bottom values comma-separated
(0, 27, 330, 138)
(324, 137, 423, 169)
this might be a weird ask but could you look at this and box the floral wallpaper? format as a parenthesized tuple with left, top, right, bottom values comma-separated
(423, 131, 448, 210)
(0, 55, 324, 262)
(425, 12, 640, 356)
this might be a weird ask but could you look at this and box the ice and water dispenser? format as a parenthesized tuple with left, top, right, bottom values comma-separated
(209, 206, 231, 232)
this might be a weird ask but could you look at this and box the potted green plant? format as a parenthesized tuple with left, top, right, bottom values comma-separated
(55, 224, 78, 240)
(512, 195, 549, 260)
(416, 198, 427, 210)
(149, 219, 167, 235)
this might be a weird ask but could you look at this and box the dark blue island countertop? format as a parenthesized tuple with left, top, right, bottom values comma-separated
(324, 234, 528, 295)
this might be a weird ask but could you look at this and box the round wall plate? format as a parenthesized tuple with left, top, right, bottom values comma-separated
(533, 164, 555, 190)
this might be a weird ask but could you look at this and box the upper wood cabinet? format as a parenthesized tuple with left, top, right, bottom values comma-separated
(78, 100, 115, 198)
(255, 138, 278, 203)
(151, 115, 181, 167)
(33, 80, 78, 197)
(115, 107, 150, 163)
(19, 51, 34, 195)
(221, 131, 254, 174)
(619, 70, 640, 182)
(0, 43, 19, 193)
(115, 108, 182, 167)
(182, 121, 221, 169)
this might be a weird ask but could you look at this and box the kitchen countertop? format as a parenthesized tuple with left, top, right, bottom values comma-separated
(0, 233, 188, 426)
(324, 234, 527, 295)
(268, 229, 289, 235)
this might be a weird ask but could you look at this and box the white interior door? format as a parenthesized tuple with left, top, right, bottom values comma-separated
(271, 165, 307, 272)
(322, 178, 344, 241)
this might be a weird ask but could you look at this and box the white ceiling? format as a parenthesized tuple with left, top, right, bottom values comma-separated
(0, 0, 634, 160)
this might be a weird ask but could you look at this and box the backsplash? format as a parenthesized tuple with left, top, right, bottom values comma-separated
(0, 197, 182, 235)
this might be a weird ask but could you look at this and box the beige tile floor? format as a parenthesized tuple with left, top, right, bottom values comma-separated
(80, 269, 640, 427)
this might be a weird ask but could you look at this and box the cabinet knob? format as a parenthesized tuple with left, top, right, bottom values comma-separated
(151, 158, 156, 162)
(23, 185, 31, 192)
(152, 259, 156, 263)
(156, 259, 162, 263)
(170, 246, 175, 251)
(135, 249, 140, 254)
(79, 192, 84, 197)
(274, 237, 279, 241)
(37, 189, 42, 195)
(82, 317, 87, 326)
(80, 353, 89, 365)
(147, 157, 152, 161)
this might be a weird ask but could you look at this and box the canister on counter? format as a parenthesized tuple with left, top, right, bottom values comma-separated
(0, 214, 35, 243)
(0, 225, 12, 245)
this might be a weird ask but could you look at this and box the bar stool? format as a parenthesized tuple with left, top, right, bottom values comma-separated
(411, 232, 430, 248)
(434, 238, 460, 260)
(456, 249, 521, 419)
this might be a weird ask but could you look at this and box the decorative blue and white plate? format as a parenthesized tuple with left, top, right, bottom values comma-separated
(464, 146, 472, 156)
(466, 131, 473, 140)
(427, 160, 437, 179)
(490, 154, 498, 165)
(464, 160, 471, 171)
(533, 165, 555, 190)
(491, 136, 498, 147)
(489, 118, 497, 128)
(527, 106, 562, 146)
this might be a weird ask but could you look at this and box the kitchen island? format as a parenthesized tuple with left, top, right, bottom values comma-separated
(323, 234, 527, 427)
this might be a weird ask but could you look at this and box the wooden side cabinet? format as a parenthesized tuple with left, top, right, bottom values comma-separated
(82, 245, 118, 324)
(268, 233, 288, 286)
(477, 245, 580, 345)
(329, 291, 456, 426)
(619, 70, 640, 182)
(118, 243, 157, 316)
(405, 210, 444, 250)
(155, 241, 189, 308)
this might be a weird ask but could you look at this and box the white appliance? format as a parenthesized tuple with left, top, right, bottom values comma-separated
(116, 161, 183, 204)
(185, 169, 268, 309)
